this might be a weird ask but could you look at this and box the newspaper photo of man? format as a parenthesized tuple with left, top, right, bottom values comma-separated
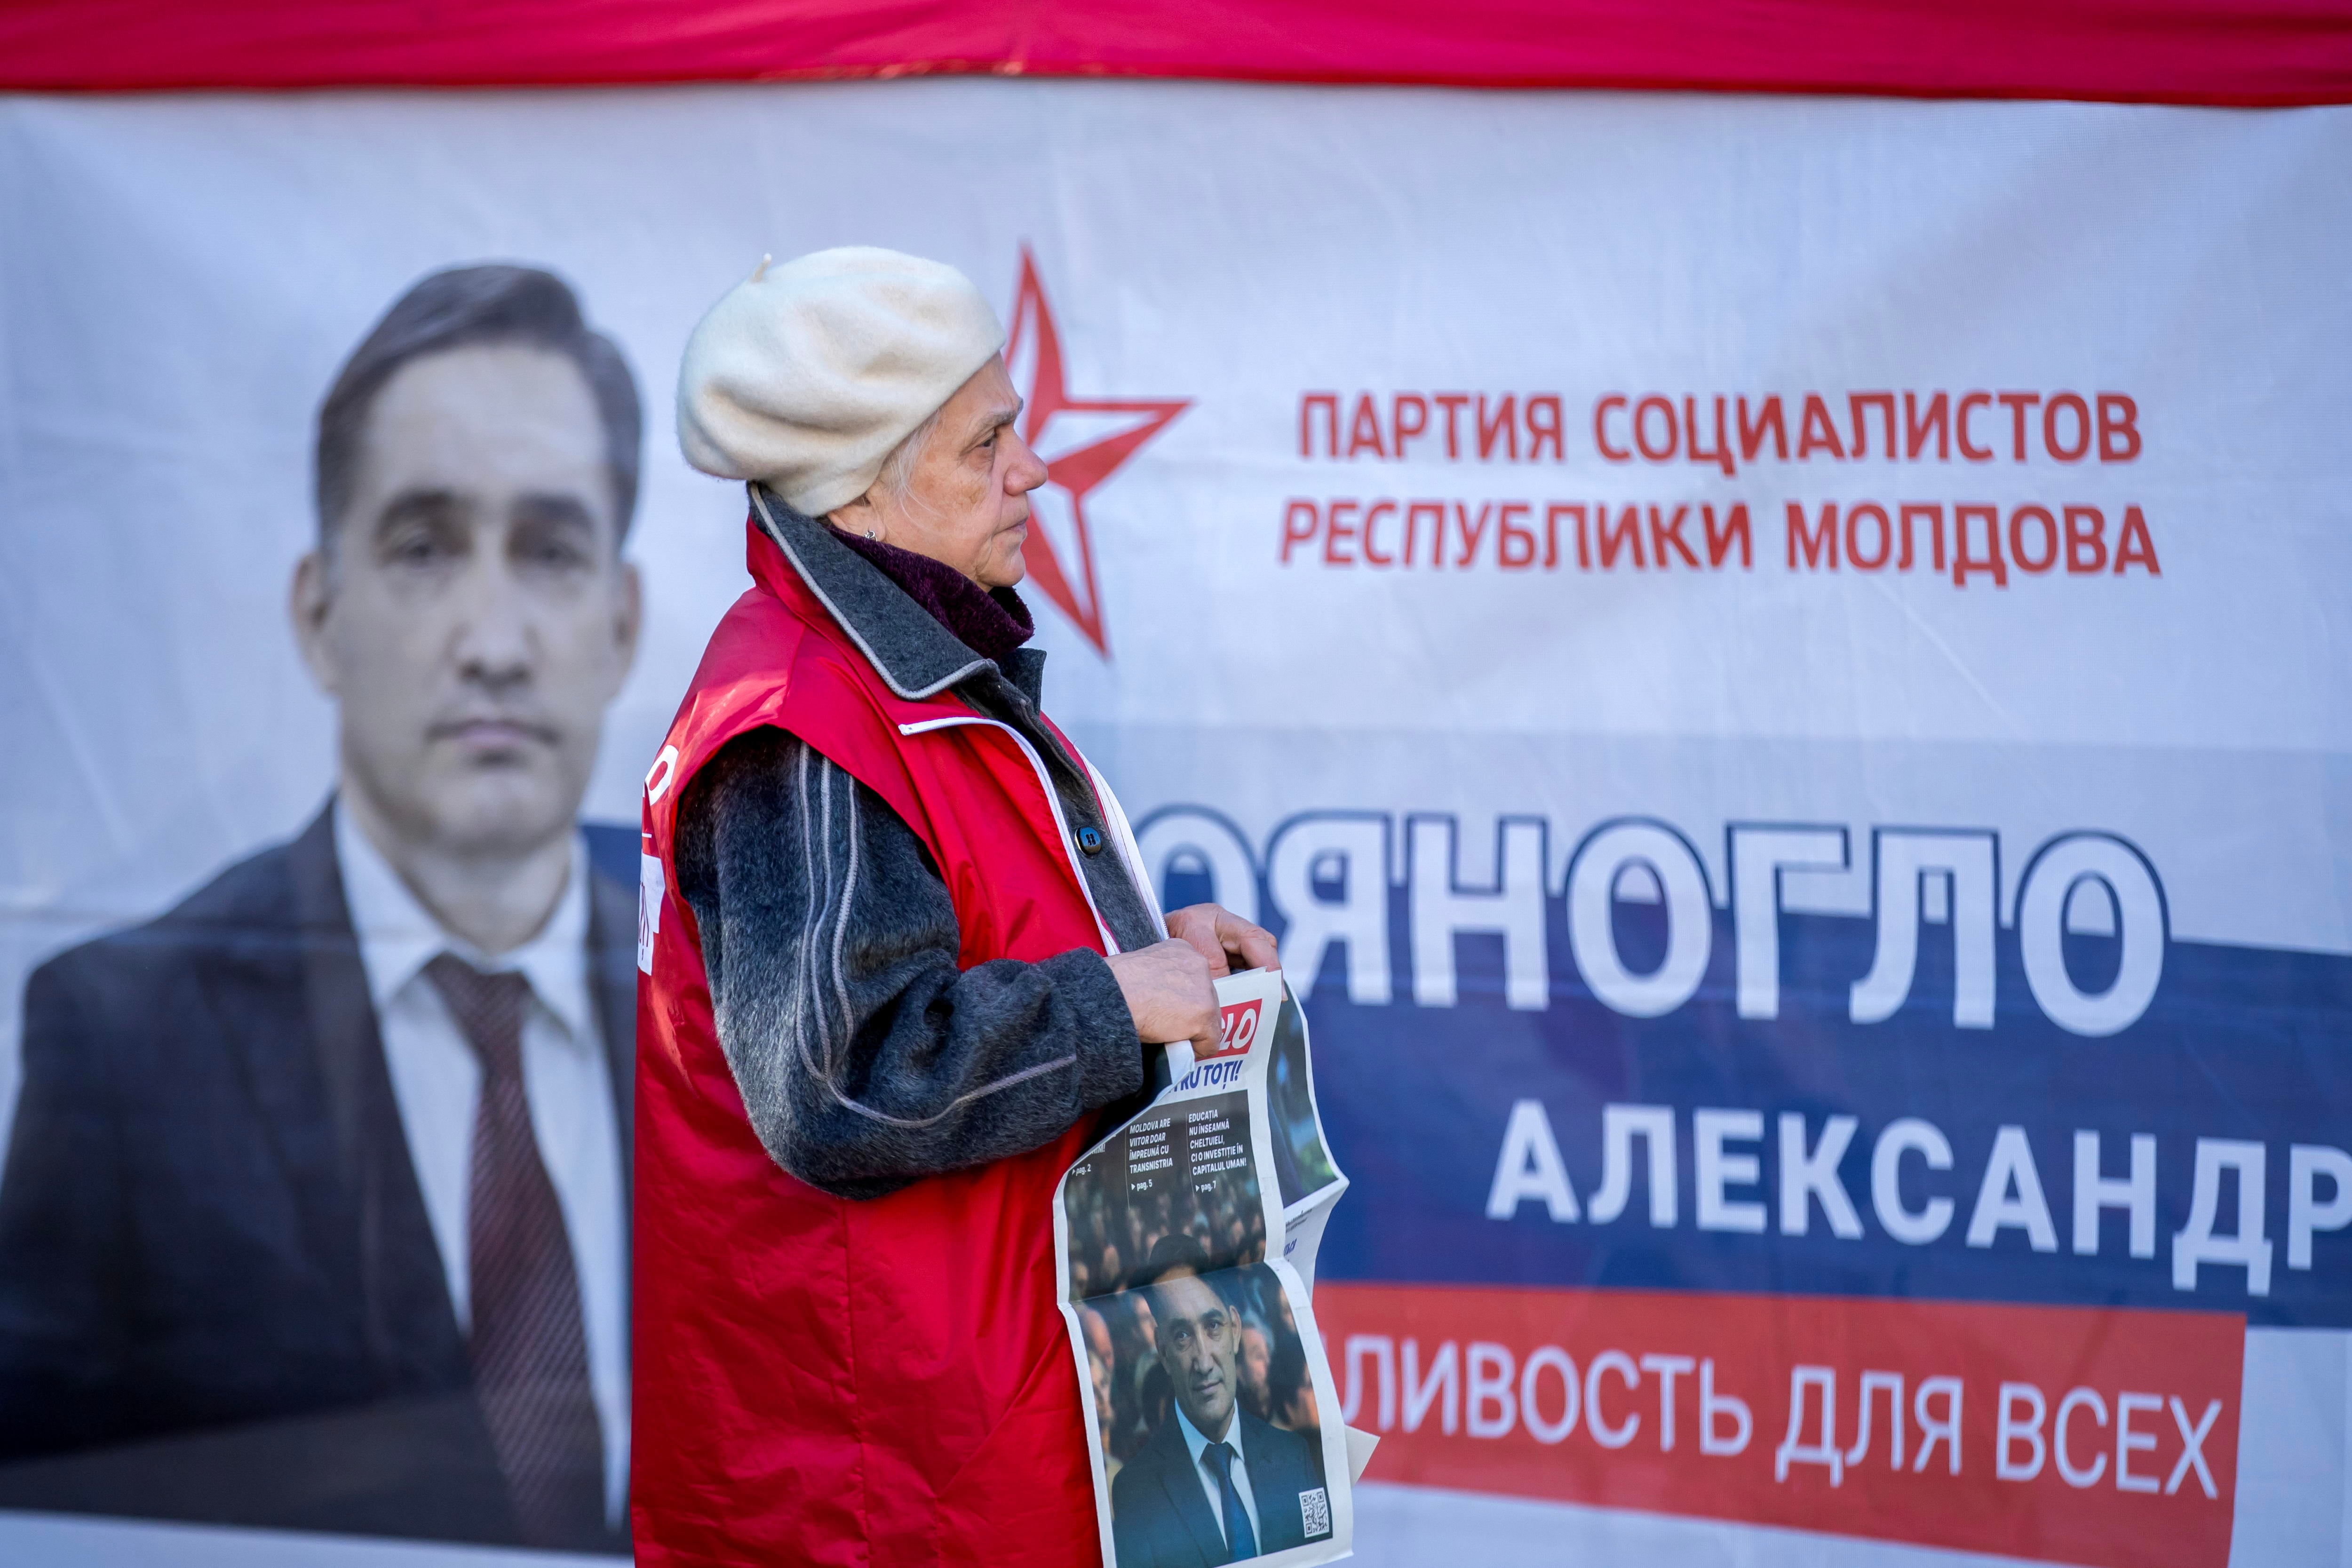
(0, 264, 642, 1553)
(1110, 1236, 1332, 1568)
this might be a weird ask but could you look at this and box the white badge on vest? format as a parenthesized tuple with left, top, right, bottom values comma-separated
(638, 852, 666, 975)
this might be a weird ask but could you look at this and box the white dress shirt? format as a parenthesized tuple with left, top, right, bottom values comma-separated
(1173, 1402, 1262, 1550)
(335, 808, 630, 1523)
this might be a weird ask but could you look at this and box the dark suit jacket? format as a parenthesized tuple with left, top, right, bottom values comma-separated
(0, 804, 635, 1551)
(1110, 1407, 1330, 1568)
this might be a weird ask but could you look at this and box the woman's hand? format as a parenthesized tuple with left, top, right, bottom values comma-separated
(1164, 903, 1279, 979)
(1105, 939, 1221, 1051)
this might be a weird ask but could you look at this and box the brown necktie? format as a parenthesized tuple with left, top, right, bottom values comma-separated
(425, 953, 606, 1549)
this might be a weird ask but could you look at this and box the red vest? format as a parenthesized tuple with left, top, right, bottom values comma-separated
(633, 520, 1128, 1568)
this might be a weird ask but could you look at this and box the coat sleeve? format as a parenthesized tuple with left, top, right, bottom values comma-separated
(674, 726, 1146, 1199)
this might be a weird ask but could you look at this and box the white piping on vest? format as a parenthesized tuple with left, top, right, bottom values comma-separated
(1084, 756, 1168, 940)
(897, 715, 1123, 955)
(789, 743, 830, 1080)
(825, 758, 858, 1075)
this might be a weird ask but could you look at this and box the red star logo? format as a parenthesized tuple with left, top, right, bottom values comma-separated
(1004, 248, 1188, 657)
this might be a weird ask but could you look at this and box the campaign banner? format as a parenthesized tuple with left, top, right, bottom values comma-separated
(0, 79, 2346, 1566)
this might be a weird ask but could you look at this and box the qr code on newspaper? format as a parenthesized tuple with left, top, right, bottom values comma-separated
(1301, 1487, 1331, 1539)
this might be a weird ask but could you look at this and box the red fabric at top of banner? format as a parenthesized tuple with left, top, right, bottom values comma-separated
(0, 0, 2348, 104)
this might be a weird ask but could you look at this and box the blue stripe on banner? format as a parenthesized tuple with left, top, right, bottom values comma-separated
(1305, 894, 2352, 1328)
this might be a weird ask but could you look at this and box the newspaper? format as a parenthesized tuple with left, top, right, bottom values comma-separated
(1055, 967, 1366, 1568)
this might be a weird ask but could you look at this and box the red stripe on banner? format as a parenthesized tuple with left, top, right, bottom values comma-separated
(0, 0, 2347, 104)
(1316, 1284, 2244, 1568)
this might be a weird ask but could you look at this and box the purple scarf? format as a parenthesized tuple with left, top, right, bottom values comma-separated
(834, 530, 1036, 665)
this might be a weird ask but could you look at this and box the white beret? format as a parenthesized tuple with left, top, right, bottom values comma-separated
(676, 247, 1005, 517)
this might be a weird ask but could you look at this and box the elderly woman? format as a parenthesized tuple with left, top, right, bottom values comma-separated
(634, 248, 1275, 1568)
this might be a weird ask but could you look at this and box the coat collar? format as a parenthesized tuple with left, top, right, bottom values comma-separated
(747, 483, 1047, 705)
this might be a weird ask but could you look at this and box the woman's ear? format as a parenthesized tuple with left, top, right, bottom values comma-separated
(828, 489, 885, 543)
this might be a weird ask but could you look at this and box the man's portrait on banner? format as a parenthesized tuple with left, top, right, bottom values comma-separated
(0, 264, 644, 1554)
